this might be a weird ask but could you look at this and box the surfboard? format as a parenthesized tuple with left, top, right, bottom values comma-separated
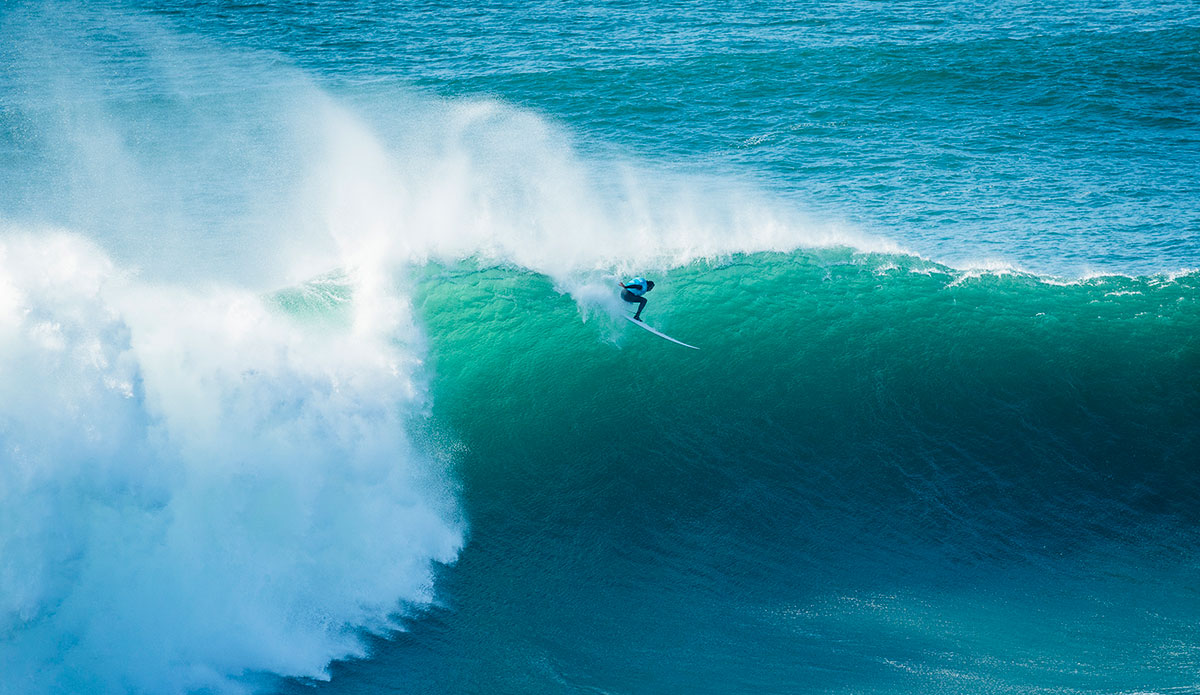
(625, 315, 699, 350)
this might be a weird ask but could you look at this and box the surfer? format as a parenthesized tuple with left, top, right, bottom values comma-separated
(619, 277, 654, 321)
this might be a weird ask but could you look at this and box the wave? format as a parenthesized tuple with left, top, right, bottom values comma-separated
(369, 251, 1200, 693)
(0, 6, 858, 691)
(413, 249, 1200, 557)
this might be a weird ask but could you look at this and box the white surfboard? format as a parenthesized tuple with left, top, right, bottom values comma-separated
(625, 315, 699, 350)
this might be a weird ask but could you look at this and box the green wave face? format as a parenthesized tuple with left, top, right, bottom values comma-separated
(335, 250, 1200, 693)
(417, 252, 1198, 496)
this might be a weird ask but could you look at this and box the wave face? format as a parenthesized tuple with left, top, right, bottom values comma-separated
(1, 0, 1199, 694)
(346, 255, 1198, 694)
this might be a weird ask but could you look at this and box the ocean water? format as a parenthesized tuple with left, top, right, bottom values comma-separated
(1, 1, 1198, 693)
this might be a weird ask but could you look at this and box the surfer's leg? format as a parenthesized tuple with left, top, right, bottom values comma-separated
(621, 290, 647, 319)
(632, 296, 646, 320)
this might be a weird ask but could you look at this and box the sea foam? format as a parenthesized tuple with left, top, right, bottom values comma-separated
(0, 231, 463, 694)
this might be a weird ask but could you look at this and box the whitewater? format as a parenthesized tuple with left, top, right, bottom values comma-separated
(2, 1, 1199, 694)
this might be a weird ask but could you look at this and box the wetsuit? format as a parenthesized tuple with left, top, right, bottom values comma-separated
(621, 277, 650, 320)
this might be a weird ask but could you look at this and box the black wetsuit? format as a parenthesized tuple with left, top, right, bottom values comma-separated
(621, 287, 647, 319)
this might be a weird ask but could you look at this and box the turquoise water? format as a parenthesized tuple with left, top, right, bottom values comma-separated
(1, 1, 1198, 694)
(288, 255, 1199, 694)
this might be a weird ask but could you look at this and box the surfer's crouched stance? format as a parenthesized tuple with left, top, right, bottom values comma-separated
(619, 277, 655, 320)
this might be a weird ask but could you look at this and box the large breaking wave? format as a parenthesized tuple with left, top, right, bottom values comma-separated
(0, 4, 850, 694)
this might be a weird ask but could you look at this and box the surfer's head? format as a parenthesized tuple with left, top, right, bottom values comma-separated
(646, 280, 655, 291)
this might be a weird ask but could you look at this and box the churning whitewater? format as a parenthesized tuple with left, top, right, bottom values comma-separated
(0, 229, 467, 694)
(2, 1, 1199, 694)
